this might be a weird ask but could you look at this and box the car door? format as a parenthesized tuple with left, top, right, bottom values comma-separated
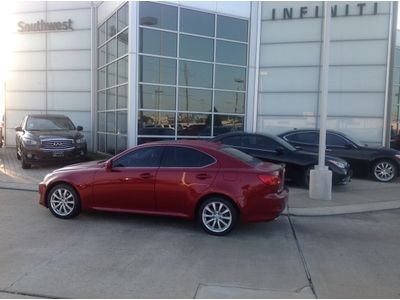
(155, 146, 219, 217)
(92, 146, 164, 212)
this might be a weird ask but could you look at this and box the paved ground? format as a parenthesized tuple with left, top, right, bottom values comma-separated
(0, 188, 399, 298)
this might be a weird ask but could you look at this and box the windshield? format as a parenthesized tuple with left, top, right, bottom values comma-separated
(26, 116, 75, 131)
(220, 146, 261, 165)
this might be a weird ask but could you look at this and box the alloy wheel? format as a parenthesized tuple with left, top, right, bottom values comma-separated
(50, 188, 76, 217)
(202, 201, 233, 234)
(374, 161, 395, 182)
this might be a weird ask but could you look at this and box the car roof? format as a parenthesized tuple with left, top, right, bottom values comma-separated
(279, 128, 345, 136)
(212, 131, 277, 140)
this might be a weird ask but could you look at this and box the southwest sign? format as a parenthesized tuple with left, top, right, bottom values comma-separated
(18, 19, 73, 33)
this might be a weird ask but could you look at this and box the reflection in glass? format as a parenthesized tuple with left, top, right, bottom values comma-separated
(139, 84, 175, 110)
(107, 38, 117, 63)
(138, 137, 174, 145)
(216, 40, 247, 66)
(98, 91, 106, 111)
(117, 85, 128, 109)
(213, 115, 244, 136)
(117, 111, 127, 134)
(179, 60, 213, 88)
(106, 88, 116, 110)
(177, 113, 211, 136)
(98, 133, 106, 152)
(138, 111, 176, 135)
(217, 15, 248, 42)
(139, 2, 177, 30)
(178, 88, 212, 112)
(98, 67, 106, 90)
(117, 3, 128, 32)
(117, 30, 128, 57)
(107, 13, 117, 39)
(106, 134, 116, 155)
(98, 112, 106, 132)
(117, 135, 127, 153)
(117, 57, 128, 84)
(140, 28, 177, 57)
(98, 45, 106, 67)
(215, 65, 246, 91)
(106, 112, 116, 133)
(180, 35, 213, 62)
(214, 91, 245, 114)
(139, 55, 176, 85)
(107, 62, 117, 87)
(98, 23, 106, 45)
(180, 8, 214, 37)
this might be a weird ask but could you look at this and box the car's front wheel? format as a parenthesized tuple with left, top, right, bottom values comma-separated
(21, 156, 31, 169)
(372, 160, 397, 182)
(47, 184, 81, 219)
(198, 197, 238, 236)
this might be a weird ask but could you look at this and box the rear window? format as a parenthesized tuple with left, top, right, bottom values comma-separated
(220, 146, 261, 165)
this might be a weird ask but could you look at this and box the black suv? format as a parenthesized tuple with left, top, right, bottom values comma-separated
(16, 114, 87, 169)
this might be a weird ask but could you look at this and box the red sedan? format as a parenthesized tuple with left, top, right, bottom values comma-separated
(39, 140, 288, 235)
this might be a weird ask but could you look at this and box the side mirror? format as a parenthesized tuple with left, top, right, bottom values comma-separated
(15, 126, 23, 132)
(275, 147, 284, 155)
(77, 126, 83, 131)
(105, 160, 113, 171)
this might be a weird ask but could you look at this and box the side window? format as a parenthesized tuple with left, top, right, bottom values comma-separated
(161, 146, 215, 167)
(286, 132, 318, 144)
(326, 133, 347, 147)
(113, 146, 163, 167)
(222, 136, 244, 147)
(252, 136, 280, 151)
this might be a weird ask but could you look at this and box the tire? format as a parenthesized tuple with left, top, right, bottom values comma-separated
(16, 145, 21, 160)
(197, 197, 238, 236)
(47, 184, 81, 219)
(372, 160, 397, 182)
(301, 166, 312, 188)
(21, 156, 31, 169)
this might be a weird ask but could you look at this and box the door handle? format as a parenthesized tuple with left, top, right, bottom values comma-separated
(196, 173, 211, 180)
(140, 173, 153, 179)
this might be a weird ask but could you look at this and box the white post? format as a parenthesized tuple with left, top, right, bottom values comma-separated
(309, 2, 332, 200)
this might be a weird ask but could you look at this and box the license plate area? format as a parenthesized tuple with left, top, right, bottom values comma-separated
(52, 151, 64, 157)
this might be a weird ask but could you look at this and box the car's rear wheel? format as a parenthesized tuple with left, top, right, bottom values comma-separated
(372, 160, 397, 182)
(302, 166, 312, 188)
(47, 184, 80, 219)
(198, 197, 237, 236)
(21, 156, 31, 169)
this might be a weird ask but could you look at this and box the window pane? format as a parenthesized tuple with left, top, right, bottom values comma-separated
(139, 55, 176, 85)
(327, 133, 347, 147)
(139, 2, 177, 30)
(161, 146, 215, 167)
(107, 62, 117, 87)
(139, 84, 176, 110)
(217, 15, 248, 42)
(140, 28, 177, 57)
(98, 91, 106, 111)
(213, 115, 244, 136)
(117, 57, 128, 84)
(106, 112, 116, 133)
(177, 113, 211, 136)
(117, 85, 128, 109)
(117, 110, 127, 134)
(107, 13, 117, 39)
(180, 35, 213, 62)
(106, 88, 116, 110)
(117, 3, 128, 32)
(98, 133, 106, 152)
(216, 40, 247, 66)
(107, 37, 117, 63)
(178, 88, 212, 112)
(98, 67, 106, 90)
(138, 111, 176, 135)
(180, 8, 214, 37)
(179, 61, 213, 88)
(98, 23, 106, 45)
(214, 91, 245, 114)
(138, 137, 174, 145)
(98, 45, 106, 67)
(106, 134, 116, 155)
(215, 65, 246, 90)
(117, 30, 128, 57)
(116, 135, 127, 154)
(98, 112, 106, 132)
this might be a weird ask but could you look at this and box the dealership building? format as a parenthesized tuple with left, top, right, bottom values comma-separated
(4, 1, 398, 154)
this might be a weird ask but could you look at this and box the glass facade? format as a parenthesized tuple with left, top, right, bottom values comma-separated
(97, 3, 129, 155)
(138, 2, 248, 144)
(392, 46, 400, 138)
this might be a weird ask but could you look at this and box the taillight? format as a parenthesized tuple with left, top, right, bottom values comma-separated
(258, 174, 281, 187)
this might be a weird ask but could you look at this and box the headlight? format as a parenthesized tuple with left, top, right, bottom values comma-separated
(75, 137, 86, 144)
(395, 154, 400, 160)
(327, 159, 346, 169)
(22, 138, 38, 145)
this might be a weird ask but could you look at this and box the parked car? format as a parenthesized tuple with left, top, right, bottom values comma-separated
(390, 128, 400, 150)
(16, 114, 87, 169)
(38, 140, 288, 236)
(211, 132, 352, 187)
(278, 129, 400, 182)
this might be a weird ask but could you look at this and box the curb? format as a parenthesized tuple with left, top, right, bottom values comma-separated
(283, 200, 400, 216)
(0, 182, 38, 192)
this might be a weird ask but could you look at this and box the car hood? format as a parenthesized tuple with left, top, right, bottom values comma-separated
(27, 130, 81, 140)
(52, 160, 106, 173)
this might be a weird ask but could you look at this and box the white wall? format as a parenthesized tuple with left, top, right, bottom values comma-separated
(5, 1, 93, 149)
